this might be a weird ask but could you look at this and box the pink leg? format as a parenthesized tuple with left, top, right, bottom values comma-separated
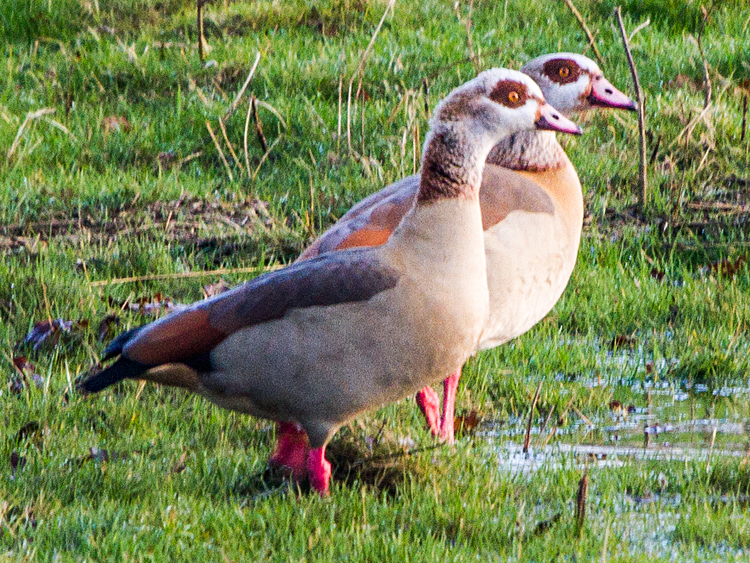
(416, 385, 441, 436)
(268, 422, 309, 480)
(439, 368, 462, 444)
(306, 445, 332, 496)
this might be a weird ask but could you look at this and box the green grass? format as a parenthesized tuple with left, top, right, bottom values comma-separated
(2, 0, 750, 560)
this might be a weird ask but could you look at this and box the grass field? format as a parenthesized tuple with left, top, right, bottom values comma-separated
(2, 0, 750, 560)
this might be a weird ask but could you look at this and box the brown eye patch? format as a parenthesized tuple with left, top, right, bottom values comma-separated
(489, 79, 529, 108)
(542, 58, 583, 85)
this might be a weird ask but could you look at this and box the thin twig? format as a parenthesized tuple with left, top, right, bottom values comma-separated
(615, 7, 648, 210)
(251, 97, 267, 152)
(649, 133, 662, 164)
(561, 0, 604, 66)
(422, 78, 430, 115)
(7, 107, 56, 161)
(90, 264, 284, 287)
(523, 381, 543, 454)
(205, 120, 234, 182)
(225, 52, 260, 118)
(742, 94, 748, 142)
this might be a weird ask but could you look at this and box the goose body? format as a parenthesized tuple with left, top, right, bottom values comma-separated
(294, 54, 636, 442)
(81, 68, 581, 494)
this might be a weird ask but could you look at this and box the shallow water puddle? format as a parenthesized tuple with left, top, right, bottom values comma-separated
(482, 365, 750, 562)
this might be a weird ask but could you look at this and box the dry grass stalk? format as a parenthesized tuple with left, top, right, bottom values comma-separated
(345, 0, 396, 155)
(523, 381, 543, 454)
(252, 136, 283, 181)
(706, 424, 718, 473)
(628, 18, 650, 40)
(251, 97, 268, 153)
(543, 393, 576, 447)
(197, 0, 208, 62)
(205, 120, 234, 182)
(575, 470, 589, 536)
(457, 0, 478, 72)
(696, 8, 712, 111)
(615, 7, 648, 209)
(7, 107, 56, 161)
(218, 117, 240, 167)
(244, 97, 252, 176)
(741, 94, 747, 142)
(337, 75, 343, 154)
(561, 0, 605, 66)
(225, 52, 261, 118)
(536, 404, 555, 446)
(90, 264, 284, 287)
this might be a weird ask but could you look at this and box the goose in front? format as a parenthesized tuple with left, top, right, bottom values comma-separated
(288, 53, 636, 446)
(79, 68, 581, 495)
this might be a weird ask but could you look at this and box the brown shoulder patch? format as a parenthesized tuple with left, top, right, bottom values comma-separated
(542, 58, 583, 85)
(489, 80, 530, 108)
(479, 166, 555, 229)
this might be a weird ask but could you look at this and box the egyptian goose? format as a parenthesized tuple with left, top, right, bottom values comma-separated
(79, 69, 582, 495)
(291, 53, 636, 445)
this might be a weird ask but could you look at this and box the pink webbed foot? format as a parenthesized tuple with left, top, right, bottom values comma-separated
(416, 386, 441, 436)
(268, 422, 310, 480)
(306, 445, 332, 497)
(438, 368, 462, 445)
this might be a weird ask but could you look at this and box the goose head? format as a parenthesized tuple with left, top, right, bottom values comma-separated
(521, 53, 637, 114)
(430, 67, 583, 148)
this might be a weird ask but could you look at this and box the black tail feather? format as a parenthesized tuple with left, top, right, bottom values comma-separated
(79, 357, 151, 393)
(103, 326, 144, 361)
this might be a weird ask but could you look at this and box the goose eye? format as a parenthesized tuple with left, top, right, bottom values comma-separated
(508, 91, 519, 103)
(559, 67, 570, 78)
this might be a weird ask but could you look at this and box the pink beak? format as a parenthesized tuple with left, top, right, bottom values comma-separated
(535, 103, 583, 135)
(588, 76, 637, 111)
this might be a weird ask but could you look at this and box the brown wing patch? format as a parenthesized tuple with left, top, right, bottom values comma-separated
(337, 228, 392, 250)
(479, 166, 555, 229)
(489, 80, 529, 108)
(123, 307, 228, 366)
(542, 58, 583, 85)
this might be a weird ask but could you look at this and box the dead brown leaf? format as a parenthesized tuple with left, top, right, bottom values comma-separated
(20, 318, 74, 350)
(10, 356, 44, 393)
(706, 255, 747, 278)
(203, 279, 231, 298)
(454, 409, 481, 436)
(102, 115, 132, 134)
(10, 451, 27, 477)
(610, 334, 636, 349)
(97, 314, 119, 341)
(171, 452, 187, 474)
